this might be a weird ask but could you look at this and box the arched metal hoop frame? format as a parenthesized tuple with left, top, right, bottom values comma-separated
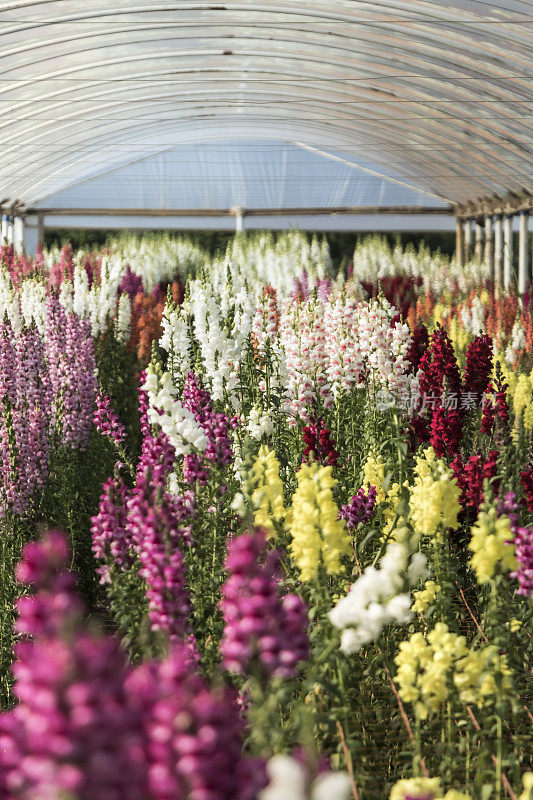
(0, 0, 532, 208)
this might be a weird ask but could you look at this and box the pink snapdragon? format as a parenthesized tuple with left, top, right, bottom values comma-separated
(220, 529, 309, 678)
(126, 432, 194, 640)
(94, 392, 126, 445)
(44, 298, 97, 449)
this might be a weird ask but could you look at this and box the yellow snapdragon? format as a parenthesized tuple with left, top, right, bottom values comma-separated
(469, 502, 517, 584)
(382, 481, 401, 539)
(454, 646, 513, 706)
(390, 778, 442, 800)
(288, 462, 351, 581)
(493, 352, 516, 396)
(519, 773, 533, 800)
(249, 446, 286, 537)
(447, 317, 469, 353)
(409, 448, 461, 539)
(362, 450, 387, 502)
(395, 623, 467, 719)
(390, 777, 472, 800)
(395, 623, 513, 718)
(433, 302, 445, 325)
(513, 373, 533, 431)
(412, 580, 440, 614)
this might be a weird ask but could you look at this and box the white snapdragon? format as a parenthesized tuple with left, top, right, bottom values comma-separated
(143, 368, 207, 456)
(258, 755, 351, 800)
(115, 293, 131, 343)
(505, 319, 526, 366)
(407, 552, 430, 586)
(329, 542, 413, 654)
(109, 235, 205, 291)
(19, 280, 47, 333)
(246, 404, 274, 440)
(160, 305, 191, 380)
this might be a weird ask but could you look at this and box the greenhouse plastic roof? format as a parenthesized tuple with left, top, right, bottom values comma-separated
(32, 141, 451, 211)
(1, 0, 533, 211)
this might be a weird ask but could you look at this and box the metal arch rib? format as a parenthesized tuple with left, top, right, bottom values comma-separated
(0, 0, 532, 207)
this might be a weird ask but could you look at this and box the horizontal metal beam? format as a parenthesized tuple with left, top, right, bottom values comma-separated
(39, 212, 457, 233)
(24, 205, 452, 218)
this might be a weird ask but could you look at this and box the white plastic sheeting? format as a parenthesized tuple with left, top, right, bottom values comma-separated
(0, 1, 532, 210)
(33, 141, 450, 211)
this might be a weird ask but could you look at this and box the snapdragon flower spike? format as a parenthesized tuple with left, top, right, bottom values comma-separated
(252, 286, 280, 357)
(48, 243, 74, 290)
(15, 529, 83, 640)
(129, 643, 261, 800)
(450, 451, 498, 513)
(481, 376, 509, 435)
(340, 486, 377, 529)
(181, 371, 233, 474)
(418, 326, 463, 457)
(120, 264, 144, 299)
(520, 465, 533, 512)
(1, 532, 149, 800)
(510, 524, 533, 596)
(44, 298, 97, 449)
(0, 321, 50, 518)
(418, 325, 462, 399)
(93, 392, 126, 445)
(406, 322, 429, 373)
(290, 269, 310, 302)
(500, 491, 533, 597)
(220, 528, 309, 679)
(182, 452, 209, 485)
(302, 419, 339, 467)
(462, 335, 493, 399)
(127, 432, 194, 640)
(91, 474, 133, 585)
(138, 369, 151, 438)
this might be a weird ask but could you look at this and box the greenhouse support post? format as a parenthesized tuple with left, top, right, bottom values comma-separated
(503, 215, 513, 290)
(13, 216, 24, 253)
(6, 215, 14, 245)
(494, 214, 503, 288)
(455, 218, 464, 267)
(485, 216, 494, 281)
(518, 212, 528, 294)
(463, 220, 472, 261)
(474, 220, 484, 264)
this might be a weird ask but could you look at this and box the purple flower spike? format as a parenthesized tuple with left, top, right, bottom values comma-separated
(340, 486, 377, 529)
(220, 528, 309, 679)
(93, 393, 126, 445)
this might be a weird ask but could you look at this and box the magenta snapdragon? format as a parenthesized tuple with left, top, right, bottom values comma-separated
(91, 474, 133, 584)
(220, 529, 309, 679)
(340, 486, 377, 529)
(94, 392, 126, 445)
(131, 644, 261, 800)
(0, 321, 50, 517)
(182, 371, 233, 465)
(44, 298, 97, 449)
(126, 432, 194, 640)
(500, 491, 533, 597)
(0, 531, 265, 800)
(0, 532, 148, 800)
(511, 525, 533, 596)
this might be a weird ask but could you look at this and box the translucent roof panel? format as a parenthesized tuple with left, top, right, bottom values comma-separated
(0, 1, 532, 210)
(33, 140, 450, 211)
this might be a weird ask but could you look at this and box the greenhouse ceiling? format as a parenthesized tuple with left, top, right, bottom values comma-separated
(0, 0, 532, 212)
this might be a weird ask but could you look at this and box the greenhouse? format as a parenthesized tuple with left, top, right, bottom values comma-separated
(0, 3, 532, 800)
